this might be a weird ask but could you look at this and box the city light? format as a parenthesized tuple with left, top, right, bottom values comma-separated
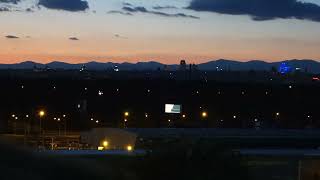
(127, 145, 133, 152)
(102, 141, 109, 148)
(124, 112, 129, 117)
(25, 115, 29, 118)
(182, 114, 186, 118)
(39, 110, 45, 117)
(145, 113, 148, 118)
(276, 112, 280, 116)
(202, 111, 208, 118)
(96, 120, 99, 124)
(233, 115, 237, 119)
(15, 117, 18, 120)
(98, 146, 104, 151)
(63, 114, 66, 118)
(11, 114, 15, 118)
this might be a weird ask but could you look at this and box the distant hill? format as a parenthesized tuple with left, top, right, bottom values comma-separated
(0, 59, 319, 73)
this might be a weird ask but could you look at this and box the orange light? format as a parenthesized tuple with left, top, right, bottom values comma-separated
(39, 110, 45, 117)
(202, 112, 208, 118)
(127, 145, 133, 151)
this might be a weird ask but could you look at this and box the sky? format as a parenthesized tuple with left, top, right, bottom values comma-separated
(1, 0, 320, 64)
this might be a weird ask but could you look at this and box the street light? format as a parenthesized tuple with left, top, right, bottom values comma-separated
(201, 111, 208, 118)
(38, 110, 45, 147)
(39, 110, 45, 117)
(124, 112, 129, 117)
(103, 141, 109, 148)
(127, 145, 133, 152)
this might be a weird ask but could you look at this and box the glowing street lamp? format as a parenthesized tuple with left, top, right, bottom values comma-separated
(201, 111, 208, 118)
(39, 110, 45, 117)
(124, 112, 129, 117)
(39, 110, 45, 135)
(103, 141, 109, 148)
(127, 145, 133, 152)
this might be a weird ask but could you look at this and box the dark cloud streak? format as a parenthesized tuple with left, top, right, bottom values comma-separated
(108, 10, 133, 16)
(5, 35, 19, 39)
(188, 0, 320, 22)
(38, 0, 89, 12)
(69, 37, 79, 40)
(122, 6, 199, 19)
(153, 5, 178, 10)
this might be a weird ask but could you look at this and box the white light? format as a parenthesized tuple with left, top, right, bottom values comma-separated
(15, 117, 18, 120)
(168, 119, 171, 122)
(63, 114, 66, 118)
(96, 120, 99, 123)
(90, 118, 94, 121)
(289, 85, 292, 89)
(98, 90, 104, 96)
(233, 115, 237, 119)
(26, 115, 29, 118)
(254, 118, 258, 122)
(54, 117, 57, 120)
(276, 112, 280, 116)
(21, 85, 24, 89)
(84, 87, 88, 91)
(77, 104, 81, 108)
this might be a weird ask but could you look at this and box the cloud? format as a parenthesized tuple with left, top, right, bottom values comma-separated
(38, 0, 89, 12)
(0, 7, 10, 11)
(69, 37, 79, 40)
(188, 0, 320, 22)
(5, 35, 19, 39)
(153, 5, 178, 10)
(122, 6, 199, 19)
(114, 34, 128, 39)
(0, 0, 20, 4)
(108, 10, 133, 16)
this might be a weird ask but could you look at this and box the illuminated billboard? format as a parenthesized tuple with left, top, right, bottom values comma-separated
(165, 104, 181, 114)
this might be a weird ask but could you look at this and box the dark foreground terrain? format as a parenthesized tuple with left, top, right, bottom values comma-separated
(0, 140, 247, 180)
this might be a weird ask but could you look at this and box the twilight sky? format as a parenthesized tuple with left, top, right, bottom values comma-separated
(1, 0, 320, 64)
